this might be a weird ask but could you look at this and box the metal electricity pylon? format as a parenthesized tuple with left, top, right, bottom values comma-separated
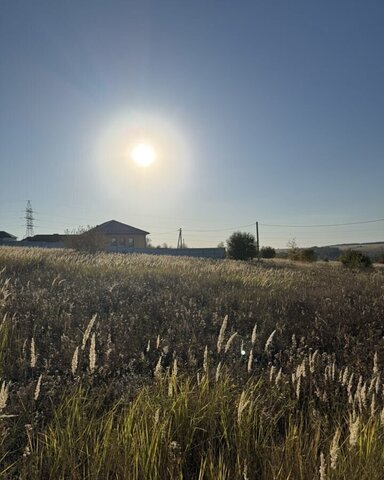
(24, 200, 35, 238)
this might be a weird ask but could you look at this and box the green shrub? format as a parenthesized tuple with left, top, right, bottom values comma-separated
(339, 249, 372, 268)
(288, 248, 316, 262)
(260, 246, 276, 258)
(299, 248, 317, 262)
(226, 231, 257, 260)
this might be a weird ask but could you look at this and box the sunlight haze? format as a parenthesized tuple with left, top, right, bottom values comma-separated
(0, 0, 383, 247)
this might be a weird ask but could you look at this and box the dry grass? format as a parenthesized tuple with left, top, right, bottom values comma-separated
(0, 246, 384, 478)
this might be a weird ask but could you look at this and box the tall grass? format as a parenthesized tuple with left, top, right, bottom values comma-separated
(20, 372, 384, 479)
(0, 247, 383, 478)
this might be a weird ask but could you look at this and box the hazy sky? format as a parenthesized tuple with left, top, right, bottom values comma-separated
(1, 0, 383, 247)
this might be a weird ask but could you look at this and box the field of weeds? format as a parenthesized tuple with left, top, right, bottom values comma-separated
(1, 247, 384, 479)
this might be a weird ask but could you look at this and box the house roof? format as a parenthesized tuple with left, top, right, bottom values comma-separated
(91, 220, 150, 236)
(0, 231, 17, 239)
(24, 234, 65, 242)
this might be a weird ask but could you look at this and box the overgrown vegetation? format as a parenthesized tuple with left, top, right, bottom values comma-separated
(0, 247, 383, 478)
(289, 247, 317, 262)
(64, 225, 105, 252)
(260, 246, 276, 258)
(339, 249, 372, 269)
(286, 239, 316, 262)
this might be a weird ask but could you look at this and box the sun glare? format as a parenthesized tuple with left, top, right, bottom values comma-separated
(131, 143, 156, 167)
(95, 113, 192, 203)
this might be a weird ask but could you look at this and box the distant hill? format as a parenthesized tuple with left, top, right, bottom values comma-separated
(329, 241, 384, 251)
(277, 241, 384, 261)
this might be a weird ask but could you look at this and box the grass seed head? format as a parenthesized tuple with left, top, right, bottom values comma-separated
(264, 329, 276, 353)
(34, 374, 42, 401)
(296, 376, 301, 400)
(30, 338, 37, 368)
(89, 333, 96, 374)
(349, 415, 360, 447)
(81, 314, 97, 351)
(370, 393, 376, 417)
(373, 352, 379, 376)
(154, 356, 162, 380)
(237, 391, 249, 424)
(224, 332, 238, 354)
(341, 366, 349, 386)
(269, 365, 276, 383)
(203, 346, 209, 374)
(247, 349, 253, 374)
(251, 323, 257, 346)
(319, 452, 327, 480)
(217, 314, 228, 354)
(330, 428, 340, 470)
(275, 368, 282, 385)
(71, 346, 79, 375)
(0, 381, 9, 411)
(172, 358, 178, 377)
(215, 362, 222, 383)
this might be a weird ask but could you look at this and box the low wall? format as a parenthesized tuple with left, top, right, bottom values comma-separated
(1, 243, 226, 259)
(19, 241, 66, 248)
(106, 246, 226, 259)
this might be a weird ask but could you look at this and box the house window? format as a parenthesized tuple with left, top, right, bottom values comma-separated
(111, 238, 117, 246)
(128, 238, 134, 247)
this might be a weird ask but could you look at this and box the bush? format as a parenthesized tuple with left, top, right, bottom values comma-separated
(299, 248, 317, 262)
(313, 246, 341, 261)
(288, 247, 316, 262)
(260, 246, 276, 258)
(64, 226, 105, 253)
(226, 231, 257, 260)
(339, 249, 372, 268)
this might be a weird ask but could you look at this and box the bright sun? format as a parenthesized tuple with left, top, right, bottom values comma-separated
(131, 143, 156, 167)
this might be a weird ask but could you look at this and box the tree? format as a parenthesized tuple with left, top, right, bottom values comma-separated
(226, 231, 257, 260)
(287, 239, 316, 262)
(260, 246, 276, 258)
(64, 226, 105, 253)
(287, 238, 300, 260)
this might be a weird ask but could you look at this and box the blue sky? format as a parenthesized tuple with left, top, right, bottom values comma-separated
(1, 0, 383, 247)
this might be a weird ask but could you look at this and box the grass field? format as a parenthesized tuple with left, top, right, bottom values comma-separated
(1, 247, 384, 479)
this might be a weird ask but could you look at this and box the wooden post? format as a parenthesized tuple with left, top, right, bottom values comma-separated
(256, 221, 260, 261)
(177, 228, 183, 249)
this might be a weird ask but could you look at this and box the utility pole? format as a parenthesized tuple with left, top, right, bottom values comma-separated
(25, 200, 35, 238)
(177, 228, 183, 249)
(256, 221, 260, 261)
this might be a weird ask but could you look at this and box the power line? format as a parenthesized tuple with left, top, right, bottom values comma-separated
(183, 222, 255, 233)
(149, 229, 179, 235)
(259, 218, 384, 228)
(181, 218, 384, 233)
